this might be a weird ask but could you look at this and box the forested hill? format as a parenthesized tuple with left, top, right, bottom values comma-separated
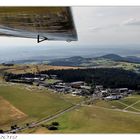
(48, 54, 140, 66)
(41, 68, 140, 89)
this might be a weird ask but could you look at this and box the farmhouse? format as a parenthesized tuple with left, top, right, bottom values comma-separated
(105, 95, 122, 100)
(80, 85, 91, 90)
(118, 88, 128, 93)
(70, 81, 85, 88)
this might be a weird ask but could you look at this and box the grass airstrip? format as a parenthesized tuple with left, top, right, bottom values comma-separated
(22, 95, 140, 133)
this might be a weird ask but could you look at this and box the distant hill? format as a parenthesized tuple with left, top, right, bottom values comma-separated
(48, 54, 140, 67)
(5, 53, 140, 66)
(125, 56, 140, 63)
(100, 54, 140, 63)
(99, 54, 124, 61)
(49, 56, 89, 66)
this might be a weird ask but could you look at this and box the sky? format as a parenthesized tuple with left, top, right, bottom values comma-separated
(0, 7, 140, 47)
(73, 7, 140, 45)
(0, 7, 140, 61)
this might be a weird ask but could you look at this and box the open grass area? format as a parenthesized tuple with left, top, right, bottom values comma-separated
(93, 95, 140, 112)
(44, 79, 61, 84)
(120, 95, 140, 106)
(23, 95, 140, 133)
(0, 84, 83, 129)
(27, 105, 140, 133)
(0, 72, 140, 133)
(133, 102, 140, 110)
(0, 64, 79, 74)
(0, 96, 27, 127)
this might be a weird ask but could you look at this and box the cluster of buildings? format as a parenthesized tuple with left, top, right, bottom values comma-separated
(93, 85, 133, 100)
(6, 73, 133, 100)
(50, 81, 91, 96)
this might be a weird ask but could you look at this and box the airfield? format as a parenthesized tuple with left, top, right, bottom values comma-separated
(0, 64, 140, 133)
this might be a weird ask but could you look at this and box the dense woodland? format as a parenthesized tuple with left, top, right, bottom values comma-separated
(41, 68, 140, 89)
(4, 68, 140, 90)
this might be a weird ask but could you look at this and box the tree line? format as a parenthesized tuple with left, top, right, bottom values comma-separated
(40, 68, 140, 89)
(4, 68, 140, 90)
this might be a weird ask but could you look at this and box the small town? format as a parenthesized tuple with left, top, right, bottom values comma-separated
(4, 72, 133, 101)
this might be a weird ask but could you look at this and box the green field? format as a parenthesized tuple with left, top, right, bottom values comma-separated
(93, 96, 140, 112)
(0, 96, 27, 127)
(23, 95, 140, 133)
(44, 79, 61, 84)
(0, 81, 140, 133)
(26, 105, 140, 133)
(0, 64, 79, 74)
(0, 83, 82, 129)
(81, 58, 140, 72)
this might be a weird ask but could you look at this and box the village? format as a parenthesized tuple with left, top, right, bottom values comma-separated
(4, 72, 133, 100)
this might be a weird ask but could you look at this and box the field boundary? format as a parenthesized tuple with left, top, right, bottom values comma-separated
(116, 101, 140, 112)
(123, 100, 140, 111)
(86, 105, 140, 115)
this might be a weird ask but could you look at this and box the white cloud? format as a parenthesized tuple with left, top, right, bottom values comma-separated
(88, 24, 119, 32)
(122, 18, 140, 26)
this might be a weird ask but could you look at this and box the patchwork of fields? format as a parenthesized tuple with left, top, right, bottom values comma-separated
(0, 64, 79, 74)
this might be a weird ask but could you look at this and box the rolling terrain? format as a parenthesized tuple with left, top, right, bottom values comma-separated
(0, 96, 27, 127)
(48, 54, 140, 73)
(24, 97, 140, 133)
(0, 59, 140, 133)
(0, 83, 83, 130)
(0, 64, 79, 74)
(4, 54, 140, 73)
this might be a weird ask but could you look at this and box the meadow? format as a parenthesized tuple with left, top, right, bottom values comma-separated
(0, 83, 82, 129)
(22, 95, 140, 133)
(26, 104, 140, 133)
(0, 64, 79, 74)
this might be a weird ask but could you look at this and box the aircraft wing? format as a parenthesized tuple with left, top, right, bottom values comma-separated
(0, 7, 77, 42)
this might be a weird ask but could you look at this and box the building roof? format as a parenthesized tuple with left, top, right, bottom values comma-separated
(70, 81, 84, 85)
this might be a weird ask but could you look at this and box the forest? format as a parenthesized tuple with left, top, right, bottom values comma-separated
(41, 68, 140, 89)
(4, 68, 140, 90)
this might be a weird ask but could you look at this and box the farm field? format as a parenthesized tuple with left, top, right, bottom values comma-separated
(0, 64, 79, 74)
(0, 83, 83, 130)
(24, 95, 140, 133)
(0, 96, 27, 127)
(26, 104, 140, 133)
(95, 95, 140, 113)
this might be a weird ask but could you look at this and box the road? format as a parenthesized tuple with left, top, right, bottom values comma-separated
(6, 102, 84, 133)
(6, 97, 140, 133)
